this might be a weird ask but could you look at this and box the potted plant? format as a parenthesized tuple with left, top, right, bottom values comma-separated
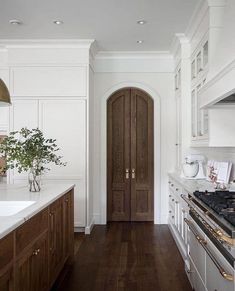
(0, 128, 66, 192)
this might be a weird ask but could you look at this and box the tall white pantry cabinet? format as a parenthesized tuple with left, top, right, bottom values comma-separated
(0, 40, 96, 232)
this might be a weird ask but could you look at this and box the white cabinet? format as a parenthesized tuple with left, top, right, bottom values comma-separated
(188, 223, 206, 282)
(9, 98, 87, 227)
(168, 178, 187, 257)
(10, 100, 38, 131)
(191, 82, 208, 145)
(10, 66, 87, 97)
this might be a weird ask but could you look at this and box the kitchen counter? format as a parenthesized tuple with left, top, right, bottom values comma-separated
(0, 183, 75, 239)
(168, 172, 217, 194)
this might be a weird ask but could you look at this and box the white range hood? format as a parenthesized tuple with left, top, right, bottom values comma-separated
(200, 0, 235, 108)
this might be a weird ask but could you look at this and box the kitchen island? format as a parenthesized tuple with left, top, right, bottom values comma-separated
(0, 183, 75, 291)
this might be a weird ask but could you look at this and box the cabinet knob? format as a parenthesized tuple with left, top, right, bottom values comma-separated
(169, 210, 172, 214)
(176, 188, 179, 191)
(172, 216, 175, 219)
(169, 195, 172, 198)
(65, 198, 69, 203)
(171, 184, 174, 187)
(172, 199, 175, 202)
(175, 201, 179, 204)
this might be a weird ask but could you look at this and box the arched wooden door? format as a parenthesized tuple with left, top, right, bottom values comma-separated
(107, 88, 154, 221)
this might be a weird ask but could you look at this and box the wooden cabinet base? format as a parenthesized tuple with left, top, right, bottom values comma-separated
(0, 188, 74, 291)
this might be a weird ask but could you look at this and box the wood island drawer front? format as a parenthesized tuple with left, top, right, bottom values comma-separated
(0, 233, 14, 270)
(15, 208, 48, 256)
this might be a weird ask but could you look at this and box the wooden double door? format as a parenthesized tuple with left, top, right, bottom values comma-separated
(107, 88, 154, 221)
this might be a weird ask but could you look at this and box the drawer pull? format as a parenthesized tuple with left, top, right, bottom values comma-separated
(65, 198, 69, 202)
(184, 218, 234, 282)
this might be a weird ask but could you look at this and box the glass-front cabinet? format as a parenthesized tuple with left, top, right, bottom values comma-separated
(191, 37, 209, 145)
(191, 82, 208, 143)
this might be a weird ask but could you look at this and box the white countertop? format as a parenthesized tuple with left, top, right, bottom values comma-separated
(0, 183, 75, 239)
(168, 172, 218, 193)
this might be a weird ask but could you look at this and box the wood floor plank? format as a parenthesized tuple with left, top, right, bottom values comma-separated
(55, 223, 192, 291)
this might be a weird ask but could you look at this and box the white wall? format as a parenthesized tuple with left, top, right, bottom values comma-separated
(92, 53, 175, 224)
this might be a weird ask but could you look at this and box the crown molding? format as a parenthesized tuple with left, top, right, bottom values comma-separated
(0, 39, 95, 49)
(170, 33, 189, 56)
(95, 50, 172, 60)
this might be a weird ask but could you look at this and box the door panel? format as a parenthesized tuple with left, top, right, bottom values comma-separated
(107, 88, 154, 222)
(131, 89, 154, 221)
(107, 89, 131, 221)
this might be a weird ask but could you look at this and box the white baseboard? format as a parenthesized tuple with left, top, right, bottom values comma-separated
(85, 217, 95, 234)
(74, 227, 85, 233)
(93, 213, 101, 224)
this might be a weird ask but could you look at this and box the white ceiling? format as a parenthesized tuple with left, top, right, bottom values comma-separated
(0, 0, 199, 51)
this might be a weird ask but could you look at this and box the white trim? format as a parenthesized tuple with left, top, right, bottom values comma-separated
(85, 217, 95, 234)
(100, 82, 161, 225)
(95, 51, 172, 60)
(0, 39, 95, 48)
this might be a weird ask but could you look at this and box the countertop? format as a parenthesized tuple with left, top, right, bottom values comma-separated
(168, 172, 219, 193)
(0, 183, 75, 239)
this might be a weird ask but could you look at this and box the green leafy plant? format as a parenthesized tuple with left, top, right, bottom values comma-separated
(0, 128, 66, 191)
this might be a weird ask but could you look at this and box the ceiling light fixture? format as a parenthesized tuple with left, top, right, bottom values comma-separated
(137, 20, 146, 25)
(137, 40, 144, 44)
(53, 20, 64, 25)
(9, 19, 22, 25)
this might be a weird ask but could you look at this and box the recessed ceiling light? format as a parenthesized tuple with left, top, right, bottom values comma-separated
(53, 20, 64, 25)
(137, 40, 144, 44)
(137, 20, 146, 25)
(9, 19, 22, 25)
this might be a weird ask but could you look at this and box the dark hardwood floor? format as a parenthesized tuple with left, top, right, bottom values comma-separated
(55, 223, 192, 291)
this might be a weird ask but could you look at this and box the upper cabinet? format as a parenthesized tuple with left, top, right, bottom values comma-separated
(10, 66, 87, 97)
(191, 38, 209, 146)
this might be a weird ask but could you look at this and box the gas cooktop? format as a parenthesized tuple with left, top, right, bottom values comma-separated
(194, 190, 235, 227)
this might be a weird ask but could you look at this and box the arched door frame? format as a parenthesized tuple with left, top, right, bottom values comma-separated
(100, 82, 161, 224)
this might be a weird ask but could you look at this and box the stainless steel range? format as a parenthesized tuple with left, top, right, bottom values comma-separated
(182, 190, 235, 281)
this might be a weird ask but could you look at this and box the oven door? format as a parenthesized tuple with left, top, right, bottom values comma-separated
(185, 218, 234, 291)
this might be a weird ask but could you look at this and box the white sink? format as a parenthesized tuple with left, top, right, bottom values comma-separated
(0, 201, 36, 216)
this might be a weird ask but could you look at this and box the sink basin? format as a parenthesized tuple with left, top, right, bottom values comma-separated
(0, 201, 36, 216)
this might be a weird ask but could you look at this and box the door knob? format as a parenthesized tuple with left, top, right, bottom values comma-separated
(125, 169, 130, 179)
(132, 168, 135, 179)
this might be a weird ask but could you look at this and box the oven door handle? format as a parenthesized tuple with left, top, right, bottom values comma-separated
(184, 218, 234, 282)
(181, 194, 195, 209)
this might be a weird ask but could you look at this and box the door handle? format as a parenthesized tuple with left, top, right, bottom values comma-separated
(125, 169, 130, 179)
(132, 168, 135, 179)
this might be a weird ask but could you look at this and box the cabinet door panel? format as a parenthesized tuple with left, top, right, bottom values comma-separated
(15, 232, 48, 291)
(0, 268, 13, 291)
(188, 224, 206, 282)
(49, 197, 64, 284)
